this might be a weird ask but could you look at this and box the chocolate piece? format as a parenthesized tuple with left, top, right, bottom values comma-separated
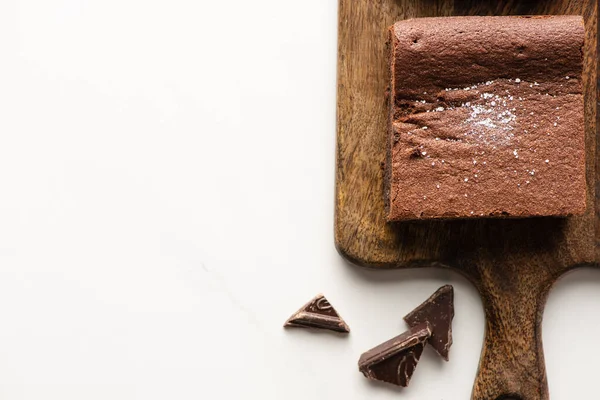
(358, 323, 431, 387)
(284, 294, 350, 333)
(404, 285, 454, 361)
(385, 16, 586, 221)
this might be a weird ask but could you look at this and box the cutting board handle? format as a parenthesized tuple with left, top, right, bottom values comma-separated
(470, 263, 552, 400)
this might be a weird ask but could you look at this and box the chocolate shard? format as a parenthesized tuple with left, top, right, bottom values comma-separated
(358, 323, 431, 387)
(284, 294, 350, 333)
(404, 285, 454, 361)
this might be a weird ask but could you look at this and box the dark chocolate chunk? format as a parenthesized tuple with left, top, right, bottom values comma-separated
(404, 285, 454, 361)
(358, 323, 431, 387)
(284, 294, 350, 333)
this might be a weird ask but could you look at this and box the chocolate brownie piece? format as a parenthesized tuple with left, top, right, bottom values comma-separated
(385, 16, 586, 221)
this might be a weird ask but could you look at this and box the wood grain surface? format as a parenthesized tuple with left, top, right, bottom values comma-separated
(334, 1, 598, 399)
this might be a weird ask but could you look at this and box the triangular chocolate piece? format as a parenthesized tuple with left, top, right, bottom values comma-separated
(358, 323, 431, 387)
(404, 285, 454, 361)
(284, 294, 350, 333)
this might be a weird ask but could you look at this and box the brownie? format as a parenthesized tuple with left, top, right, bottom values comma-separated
(385, 16, 586, 221)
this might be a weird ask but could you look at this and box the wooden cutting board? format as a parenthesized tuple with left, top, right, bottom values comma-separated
(334, 1, 598, 399)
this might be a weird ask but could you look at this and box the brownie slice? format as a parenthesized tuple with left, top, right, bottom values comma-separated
(385, 16, 586, 221)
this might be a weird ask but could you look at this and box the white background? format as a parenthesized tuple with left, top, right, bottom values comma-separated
(0, 1, 598, 399)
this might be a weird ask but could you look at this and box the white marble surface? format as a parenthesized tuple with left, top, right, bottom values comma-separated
(0, 1, 598, 398)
